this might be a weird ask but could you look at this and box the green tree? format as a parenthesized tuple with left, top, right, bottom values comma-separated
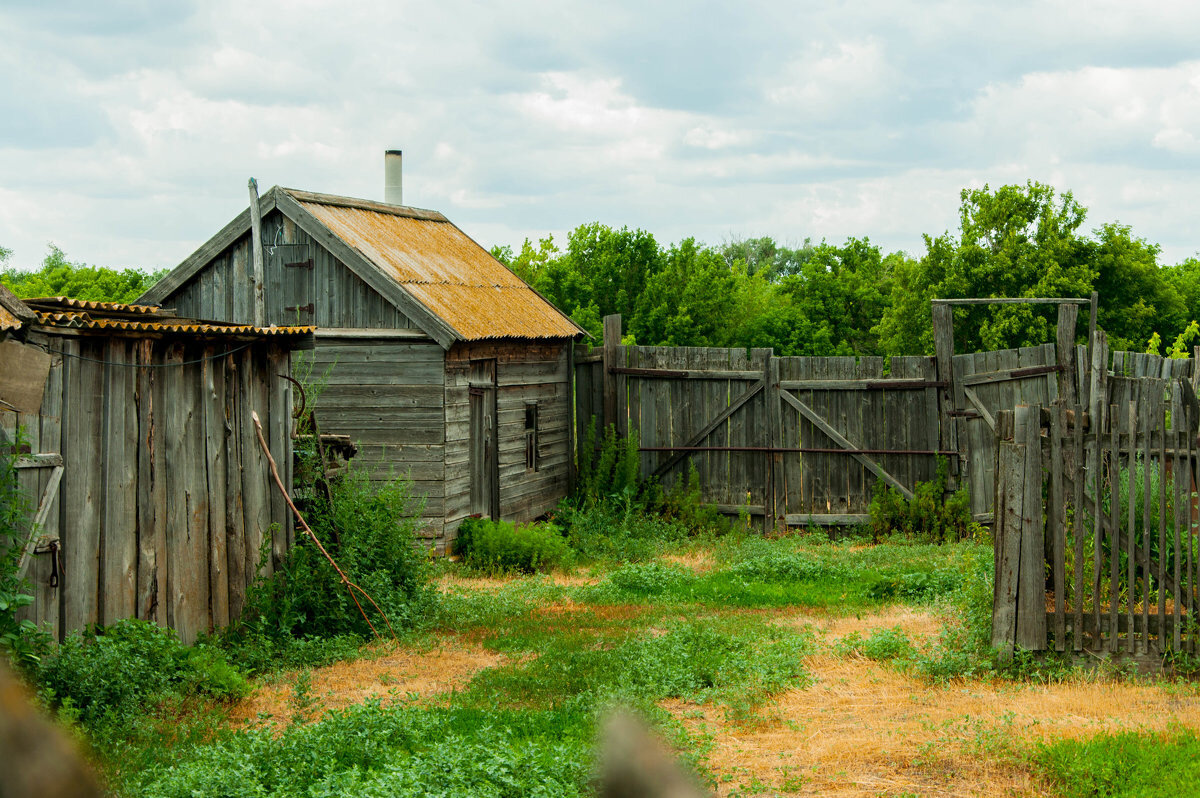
(633, 238, 741, 347)
(877, 182, 1094, 354)
(1, 245, 166, 304)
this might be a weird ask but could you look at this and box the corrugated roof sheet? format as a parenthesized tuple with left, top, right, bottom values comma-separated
(34, 310, 314, 338)
(0, 304, 23, 332)
(24, 297, 161, 315)
(18, 297, 311, 338)
(295, 192, 583, 341)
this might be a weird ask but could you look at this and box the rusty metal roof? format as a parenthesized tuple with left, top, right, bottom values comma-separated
(0, 304, 23, 332)
(20, 297, 313, 339)
(293, 191, 583, 341)
(23, 296, 161, 315)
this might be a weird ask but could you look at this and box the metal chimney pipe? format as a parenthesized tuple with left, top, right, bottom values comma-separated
(384, 150, 403, 205)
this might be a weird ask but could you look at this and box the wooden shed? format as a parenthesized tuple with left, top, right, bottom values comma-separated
(139, 186, 585, 550)
(0, 289, 313, 642)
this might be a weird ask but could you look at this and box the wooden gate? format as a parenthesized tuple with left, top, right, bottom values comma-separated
(992, 384, 1200, 661)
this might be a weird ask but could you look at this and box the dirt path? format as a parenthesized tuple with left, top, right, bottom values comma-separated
(668, 606, 1200, 797)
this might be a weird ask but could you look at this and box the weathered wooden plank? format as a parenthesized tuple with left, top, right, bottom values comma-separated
(932, 297, 1091, 306)
(1126, 401, 1138, 654)
(780, 391, 914, 501)
(992, 439, 1024, 662)
(1050, 401, 1066, 651)
(651, 378, 764, 479)
(777, 378, 942, 391)
(61, 338, 102, 635)
(202, 352, 230, 630)
(1109, 403, 1122, 653)
(1056, 303, 1079, 405)
(1072, 402, 1086, 651)
(602, 315, 622, 435)
(1014, 405, 1046, 650)
(101, 341, 138, 625)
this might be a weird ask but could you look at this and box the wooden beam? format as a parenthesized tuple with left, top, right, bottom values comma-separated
(779, 390, 914, 500)
(961, 364, 1063, 387)
(962, 385, 996, 431)
(651, 379, 765, 478)
(778, 378, 945, 391)
(248, 178, 266, 328)
(14, 464, 63, 582)
(784, 513, 870, 526)
(609, 366, 762, 381)
(931, 297, 1092, 306)
(14, 453, 63, 469)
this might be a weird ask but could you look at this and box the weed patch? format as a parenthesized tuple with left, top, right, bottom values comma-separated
(1034, 727, 1200, 797)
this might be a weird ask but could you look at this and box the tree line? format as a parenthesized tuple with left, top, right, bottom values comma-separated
(3, 181, 1197, 356)
(493, 181, 1200, 356)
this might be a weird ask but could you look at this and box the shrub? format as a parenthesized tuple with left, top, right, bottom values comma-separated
(869, 458, 977, 543)
(235, 464, 436, 647)
(455, 517, 571, 574)
(0, 431, 50, 669)
(36, 619, 248, 729)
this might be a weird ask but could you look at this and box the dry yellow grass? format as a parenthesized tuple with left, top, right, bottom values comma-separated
(667, 608, 1200, 797)
(227, 637, 507, 728)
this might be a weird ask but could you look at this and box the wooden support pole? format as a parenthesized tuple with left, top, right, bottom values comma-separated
(602, 314, 624, 437)
(248, 178, 266, 328)
(1056, 303, 1079, 406)
(932, 302, 958, 484)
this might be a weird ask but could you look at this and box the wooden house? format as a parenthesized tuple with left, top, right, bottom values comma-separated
(0, 288, 312, 642)
(139, 185, 585, 550)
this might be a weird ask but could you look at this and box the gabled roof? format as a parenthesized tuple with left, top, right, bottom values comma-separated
(141, 186, 584, 347)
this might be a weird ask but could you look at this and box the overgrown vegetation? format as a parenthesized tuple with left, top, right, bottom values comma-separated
(0, 432, 48, 668)
(455, 516, 572, 574)
(0, 244, 166, 304)
(868, 459, 978, 543)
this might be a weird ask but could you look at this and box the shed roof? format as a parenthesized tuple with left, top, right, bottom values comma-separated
(290, 189, 583, 342)
(140, 186, 585, 346)
(15, 296, 314, 341)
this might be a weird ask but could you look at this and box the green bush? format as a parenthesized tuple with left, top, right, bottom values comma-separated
(455, 517, 572, 574)
(869, 458, 976, 543)
(36, 619, 248, 729)
(234, 464, 435, 648)
(0, 431, 50, 669)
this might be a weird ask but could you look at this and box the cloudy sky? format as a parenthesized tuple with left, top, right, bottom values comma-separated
(2, 0, 1199, 273)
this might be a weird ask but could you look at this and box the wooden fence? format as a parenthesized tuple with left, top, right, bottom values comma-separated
(577, 310, 1200, 534)
(992, 380, 1200, 660)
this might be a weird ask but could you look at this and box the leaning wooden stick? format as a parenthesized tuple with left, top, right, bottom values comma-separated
(251, 410, 397, 640)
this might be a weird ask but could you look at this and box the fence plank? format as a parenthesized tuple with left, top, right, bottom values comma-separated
(1110, 402, 1122, 654)
(1050, 401, 1066, 651)
(1015, 405, 1047, 650)
(1127, 401, 1138, 654)
(993, 439, 1024, 661)
(1072, 402, 1085, 651)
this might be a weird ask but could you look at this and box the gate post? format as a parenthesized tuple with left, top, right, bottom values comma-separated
(932, 302, 959, 489)
(992, 408, 1020, 663)
(602, 315, 626, 438)
(1014, 404, 1048, 651)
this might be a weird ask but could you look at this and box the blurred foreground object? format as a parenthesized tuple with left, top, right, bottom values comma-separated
(0, 660, 102, 798)
(596, 709, 713, 798)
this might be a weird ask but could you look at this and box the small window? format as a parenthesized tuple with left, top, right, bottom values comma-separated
(525, 401, 539, 471)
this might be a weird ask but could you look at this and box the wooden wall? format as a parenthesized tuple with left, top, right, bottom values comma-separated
(444, 341, 572, 548)
(307, 336, 447, 541)
(3, 331, 294, 643)
(162, 210, 421, 330)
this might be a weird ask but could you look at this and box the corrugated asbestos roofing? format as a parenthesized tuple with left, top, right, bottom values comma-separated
(19, 297, 314, 338)
(294, 191, 583, 341)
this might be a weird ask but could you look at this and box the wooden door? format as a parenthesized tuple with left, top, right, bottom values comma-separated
(469, 359, 499, 519)
(267, 244, 314, 326)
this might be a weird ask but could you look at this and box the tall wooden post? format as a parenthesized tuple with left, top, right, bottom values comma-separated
(1056, 303, 1079, 405)
(932, 302, 958, 487)
(602, 315, 625, 437)
(248, 178, 266, 328)
(992, 408, 1020, 663)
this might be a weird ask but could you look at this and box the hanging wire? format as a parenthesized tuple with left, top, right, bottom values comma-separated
(31, 340, 256, 368)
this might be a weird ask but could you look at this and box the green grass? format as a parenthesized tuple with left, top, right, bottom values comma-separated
(1034, 727, 1200, 798)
